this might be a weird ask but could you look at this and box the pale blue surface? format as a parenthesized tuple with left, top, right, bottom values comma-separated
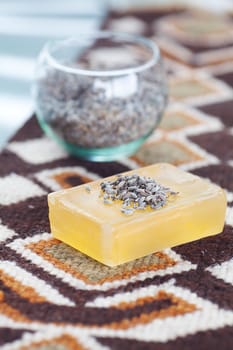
(0, 0, 107, 148)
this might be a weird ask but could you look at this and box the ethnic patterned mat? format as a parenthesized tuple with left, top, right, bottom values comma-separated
(0, 5, 233, 350)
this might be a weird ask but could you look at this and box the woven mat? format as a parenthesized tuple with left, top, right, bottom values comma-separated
(1, 5, 233, 349)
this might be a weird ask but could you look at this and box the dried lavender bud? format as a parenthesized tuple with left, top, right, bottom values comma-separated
(104, 199, 113, 205)
(84, 185, 91, 193)
(121, 208, 134, 215)
(100, 173, 178, 214)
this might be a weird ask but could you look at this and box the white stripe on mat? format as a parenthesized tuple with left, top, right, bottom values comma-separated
(0, 260, 75, 306)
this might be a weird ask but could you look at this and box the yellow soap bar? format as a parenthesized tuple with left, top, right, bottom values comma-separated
(48, 163, 226, 266)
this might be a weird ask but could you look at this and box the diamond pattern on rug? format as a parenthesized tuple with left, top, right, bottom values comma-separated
(87, 289, 197, 330)
(156, 11, 233, 47)
(132, 138, 203, 166)
(22, 237, 176, 284)
(155, 11, 233, 68)
(169, 76, 217, 101)
(0, 5, 233, 349)
(155, 34, 233, 68)
(29, 239, 176, 285)
(89, 284, 233, 342)
(159, 107, 201, 131)
(169, 73, 232, 104)
(34, 167, 100, 191)
(7, 233, 196, 291)
(159, 104, 223, 136)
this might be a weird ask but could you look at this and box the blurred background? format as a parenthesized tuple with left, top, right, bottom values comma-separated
(0, 0, 232, 149)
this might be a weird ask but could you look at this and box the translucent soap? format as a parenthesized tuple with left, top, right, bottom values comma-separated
(48, 163, 226, 266)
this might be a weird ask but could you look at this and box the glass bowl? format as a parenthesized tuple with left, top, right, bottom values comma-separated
(33, 32, 167, 161)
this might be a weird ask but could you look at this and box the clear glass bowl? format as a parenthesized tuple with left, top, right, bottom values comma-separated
(33, 32, 167, 161)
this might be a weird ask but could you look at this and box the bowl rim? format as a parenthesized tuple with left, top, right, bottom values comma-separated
(41, 31, 160, 77)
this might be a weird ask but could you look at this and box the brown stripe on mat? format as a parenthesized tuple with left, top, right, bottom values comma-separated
(0, 270, 46, 303)
(0, 150, 35, 177)
(0, 328, 34, 346)
(174, 269, 233, 310)
(214, 72, 233, 88)
(190, 164, 233, 192)
(10, 116, 44, 142)
(0, 196, 50, 235)
(173, 225, 233, 268)
(189, 130, 233, 161)
(97, 326, 233, 350)
(197, 99, 233, 127)
(0, 247, 100, 306)
(0, 279, 196, 327)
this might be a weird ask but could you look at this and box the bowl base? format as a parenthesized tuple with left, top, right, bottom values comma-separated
(37, 117, 151, 162)
(62, 136, 149, 162)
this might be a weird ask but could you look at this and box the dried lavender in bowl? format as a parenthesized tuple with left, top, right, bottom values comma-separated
(35, 62, 167, 149)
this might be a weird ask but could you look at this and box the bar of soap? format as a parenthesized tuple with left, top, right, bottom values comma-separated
(48, 163, 226, 266)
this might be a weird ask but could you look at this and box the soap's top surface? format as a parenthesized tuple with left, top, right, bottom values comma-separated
(48, 163, 225, 225)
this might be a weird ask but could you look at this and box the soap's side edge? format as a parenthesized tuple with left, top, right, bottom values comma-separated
(47, 194, 115, 266)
